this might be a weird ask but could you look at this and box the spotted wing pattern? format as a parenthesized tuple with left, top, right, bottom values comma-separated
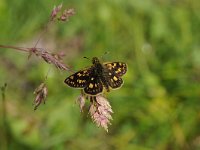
(64, 69, 91, 88)
(103, 62, 127, 89)
(65, 59, 127, 95)
(104, 62, 127, 77)
(107, 72, 124, 89)
(84, 75, 103, 95)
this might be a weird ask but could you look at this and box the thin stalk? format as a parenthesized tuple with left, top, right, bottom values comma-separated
(1, 83, 8, 150)
(0, 45, 30, 52)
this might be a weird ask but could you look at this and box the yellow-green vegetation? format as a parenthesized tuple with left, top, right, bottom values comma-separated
(0, 0, 200, 149)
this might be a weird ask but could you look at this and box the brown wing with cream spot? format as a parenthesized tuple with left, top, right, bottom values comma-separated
(64, 68, 91, 88)
(103, 62, 127, 89)
(103, 62, 127, 77)
(107, 72, 124, 89)
(84, 75, 103, 95)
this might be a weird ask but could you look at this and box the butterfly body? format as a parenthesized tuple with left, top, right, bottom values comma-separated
(64, 57, 127, 95)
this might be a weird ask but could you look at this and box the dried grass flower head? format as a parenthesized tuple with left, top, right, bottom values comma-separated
(33, 83, 48, 110)
(77, 93, 113, 132)
(50, 3, 75, 22)
(50, 3, 63, 21)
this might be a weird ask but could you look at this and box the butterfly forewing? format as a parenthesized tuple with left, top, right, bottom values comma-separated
(84, 75, 103, 95)
(64, 69, 91, 88)
(103, 62, 127, 77)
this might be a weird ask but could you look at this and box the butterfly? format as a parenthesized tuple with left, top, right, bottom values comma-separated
(64, 57, 127, 95)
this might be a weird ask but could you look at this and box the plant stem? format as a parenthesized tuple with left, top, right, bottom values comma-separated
(0, 44, 31, 52)
(1, 83, 8, 150)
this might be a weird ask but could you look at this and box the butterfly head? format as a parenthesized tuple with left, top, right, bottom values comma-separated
(92, 57, 100, 65)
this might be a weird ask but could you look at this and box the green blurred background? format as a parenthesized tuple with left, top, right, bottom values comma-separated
(0, 0, 200, 149)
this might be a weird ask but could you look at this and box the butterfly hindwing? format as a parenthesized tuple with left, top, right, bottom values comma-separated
(104, 62, 127, 77)
(64, 69, 91, 88)
(107, 72, 124, 89)
(84, 75, 103, 95)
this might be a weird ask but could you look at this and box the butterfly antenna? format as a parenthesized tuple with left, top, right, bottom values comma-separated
(83, 56, 90, 60)
(101, 51, 110, 60)
(104, 51, 110, 55)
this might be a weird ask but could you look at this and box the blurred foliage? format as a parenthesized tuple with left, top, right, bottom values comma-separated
(0, 0, 200, 150)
